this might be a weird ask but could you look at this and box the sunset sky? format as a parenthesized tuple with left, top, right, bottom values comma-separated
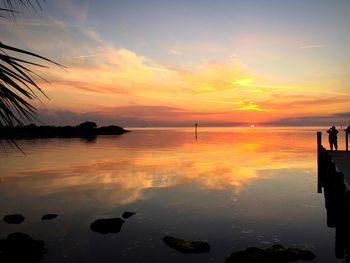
(2, 0, 350, 127)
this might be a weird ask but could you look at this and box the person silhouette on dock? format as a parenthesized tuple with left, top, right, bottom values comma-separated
(327, 126, 338, 151)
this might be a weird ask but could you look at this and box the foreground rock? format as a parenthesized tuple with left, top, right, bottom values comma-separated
(226, 244, 316, 263)
(3, 214, 25, 224)
(90, 218, 125, 234)
(41, 214, 58, 220)
(122, 211, 136, 219)
(162, 236, 210, 254)
(0, 232, 45, 263)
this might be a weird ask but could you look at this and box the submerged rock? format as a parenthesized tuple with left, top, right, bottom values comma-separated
(90, 218, 125, 234)
(41, 214, 58, 220)
(226, 244, 316, 263)
(122, 211, 136, 219)
(162, 235, 210, 254)
(0, 232, 46, 263)
(269, 245, 316, 262)
(3, 214, 25, 224)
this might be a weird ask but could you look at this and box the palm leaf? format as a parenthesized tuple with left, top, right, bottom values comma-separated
(0, 1, 65, 149)
(1, 0, 41, 20)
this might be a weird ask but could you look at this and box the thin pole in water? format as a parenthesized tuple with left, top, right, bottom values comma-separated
(195, 123, 198, 140)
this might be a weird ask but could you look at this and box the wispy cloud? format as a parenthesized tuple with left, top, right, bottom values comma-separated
(169, 48, 183, 55)
(73, 53, 108, 59)
(233, 78, 296, 90)
(299, 44, 324, 49)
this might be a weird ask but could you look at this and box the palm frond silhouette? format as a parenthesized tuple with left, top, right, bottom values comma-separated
(0, 0, 64, 147)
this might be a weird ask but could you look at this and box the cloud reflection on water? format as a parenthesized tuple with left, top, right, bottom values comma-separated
(0, 128, 317, 210)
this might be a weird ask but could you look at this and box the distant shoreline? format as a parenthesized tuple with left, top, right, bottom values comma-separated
(0, 121, 130, 139)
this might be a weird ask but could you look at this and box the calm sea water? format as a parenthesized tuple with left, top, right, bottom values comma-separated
(0, 127, 346, 262)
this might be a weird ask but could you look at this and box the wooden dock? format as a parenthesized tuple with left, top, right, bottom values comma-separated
(317, 131, 350, 260)
(328, 151, 350, 189)
(317, 131, 350, 191)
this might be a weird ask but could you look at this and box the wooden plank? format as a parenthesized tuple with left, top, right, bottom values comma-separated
(328, 151, 350, 190)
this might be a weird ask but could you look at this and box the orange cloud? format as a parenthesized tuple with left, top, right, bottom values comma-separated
(237, 102, 270, 112)
(232, 78, 255, 86)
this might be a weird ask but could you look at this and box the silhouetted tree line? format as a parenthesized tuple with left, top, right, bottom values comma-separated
(0, 121, 129, 139)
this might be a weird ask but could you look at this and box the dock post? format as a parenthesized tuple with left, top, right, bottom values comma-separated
(346, 131, 349, 152)
(317, 132, 322, 193)
(317, 132, 322, 154)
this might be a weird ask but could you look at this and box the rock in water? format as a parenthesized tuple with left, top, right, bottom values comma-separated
(267, 245, 316, 262)
(0, 232, 46, 263)
(226, 244, 316, 263)
(122, 211, 136, 219)
(41, 214, 58, 220)
(226, 247, 274, 263)
(90, 218, 125, 234)
(162, 235, 210, 253)
(3, 214, 25, 224)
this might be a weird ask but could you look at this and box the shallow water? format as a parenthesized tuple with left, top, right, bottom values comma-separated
(0, 127, 345, 262)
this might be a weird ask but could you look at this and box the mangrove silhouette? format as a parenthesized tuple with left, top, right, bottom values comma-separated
(0, 121, 130, 139)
